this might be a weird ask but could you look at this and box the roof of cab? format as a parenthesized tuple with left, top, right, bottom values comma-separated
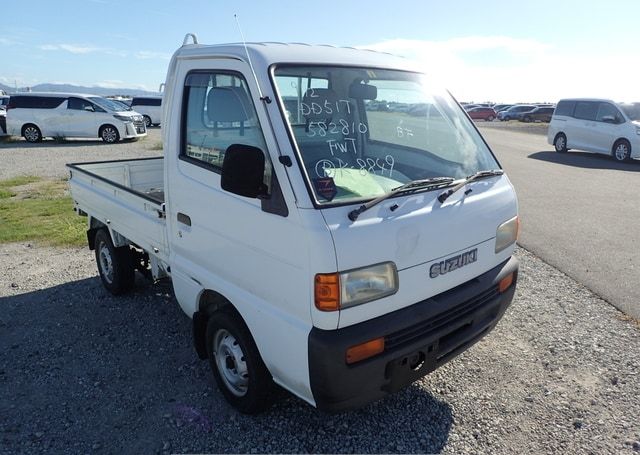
(173, 42, 421, 72)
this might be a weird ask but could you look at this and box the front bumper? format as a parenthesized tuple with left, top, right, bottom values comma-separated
(308, 256, 519, 413)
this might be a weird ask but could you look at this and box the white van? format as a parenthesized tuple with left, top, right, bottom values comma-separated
(548, 98, 640, 161)
(67, 36, 520, 413)
(6, 93, 147, 143)
(130, 95, 162, 127)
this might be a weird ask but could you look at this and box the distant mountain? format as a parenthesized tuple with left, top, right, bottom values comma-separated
(0, 82, 159, 97)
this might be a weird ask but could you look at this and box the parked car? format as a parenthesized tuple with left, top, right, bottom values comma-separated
(467, 107, 497, 121)
(6, 93, 147, 143)
(130, 95, 162, 127)
(462, 104, 480, 111)
(67, 35, 520, 414)
(520, 106, 555, 123)
(548, 98, 640, 162)
(497, 104, 537, 121)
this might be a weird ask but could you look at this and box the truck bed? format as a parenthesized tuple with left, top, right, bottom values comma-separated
(67, 157, 168, 262)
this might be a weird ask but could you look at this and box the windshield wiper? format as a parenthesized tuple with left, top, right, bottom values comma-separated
(437, 169, 504, 203)
(348, 176, 455, 221)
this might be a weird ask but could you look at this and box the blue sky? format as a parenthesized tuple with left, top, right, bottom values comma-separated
(1, 0, 639, 102)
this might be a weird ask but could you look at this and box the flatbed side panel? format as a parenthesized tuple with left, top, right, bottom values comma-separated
(68, 160, 168, 262)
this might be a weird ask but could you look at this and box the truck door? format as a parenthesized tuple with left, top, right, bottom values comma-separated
(165, 59, 314, 403)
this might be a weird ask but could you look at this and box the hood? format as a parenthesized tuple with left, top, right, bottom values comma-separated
(322, 175, 517, 272)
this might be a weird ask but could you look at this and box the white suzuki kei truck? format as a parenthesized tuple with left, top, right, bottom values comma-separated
(67, 35, 520, 414)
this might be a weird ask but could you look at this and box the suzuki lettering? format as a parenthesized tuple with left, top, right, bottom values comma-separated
(430, 249, 478, 278)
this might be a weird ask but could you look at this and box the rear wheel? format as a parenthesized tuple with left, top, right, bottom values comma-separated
(143, 115, 152, 128)
(94, 229, 135, 295)
(22, 124, 42, 143)
(554, 133, 568, 153)
(523, 115, 532, 123)
(206, 310, 273, 414)
(100, 125, 120, 143)
(486, 115, 495, 122)
(612, 139, 631, 162)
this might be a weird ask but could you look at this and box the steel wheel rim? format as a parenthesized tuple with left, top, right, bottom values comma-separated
(98, 241, 114, 284)
(213, 329, 248, 397)
(615, 143, 628, 161)
(24, 127, 39, 142)
(103, 128, 117, 143)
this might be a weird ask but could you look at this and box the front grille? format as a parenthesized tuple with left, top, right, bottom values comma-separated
(133, 120, 146, 134)
(385, 286, 499, 350)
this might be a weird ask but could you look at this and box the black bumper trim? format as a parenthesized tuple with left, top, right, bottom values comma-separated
(308, 256, 519, 413)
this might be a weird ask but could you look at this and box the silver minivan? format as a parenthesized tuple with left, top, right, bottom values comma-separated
(547, 98, 640, 162)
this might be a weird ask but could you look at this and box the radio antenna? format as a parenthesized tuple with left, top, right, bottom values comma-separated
(234, 14, 270, 103)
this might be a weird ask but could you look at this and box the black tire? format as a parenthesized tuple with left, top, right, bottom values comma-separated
(554, 133, 568, 153)
(612, 139, 631, 162)
(523, 116, 531, 123)
(206, 310, 273, 414)
(94, 229, 135, 295)
(143, 116, 152, 128)
(486, 115, 495, 122)
(22, 124, 42, 143)
(100, 125, 120, 143)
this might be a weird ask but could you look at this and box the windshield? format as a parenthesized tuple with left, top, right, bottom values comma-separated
(272, 66, 499, 205)
(620, 103, 640, 121)
(89, 96, 128, 112)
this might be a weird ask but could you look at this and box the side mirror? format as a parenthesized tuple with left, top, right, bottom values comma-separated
(84, 105, 95, 112)
(221, 144, 268, 198)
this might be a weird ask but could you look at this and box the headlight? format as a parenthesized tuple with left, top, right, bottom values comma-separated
(495, 215, 519, 253)
(113, 114, 132, 122)
(315, 262, 398, 311)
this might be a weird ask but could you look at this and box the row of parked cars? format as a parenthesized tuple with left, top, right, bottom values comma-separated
(0, 92, 162, 143)
(463, 103, 556, 123)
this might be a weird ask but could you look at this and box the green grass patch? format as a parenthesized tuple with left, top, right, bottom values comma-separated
(0, 176, 86, 246)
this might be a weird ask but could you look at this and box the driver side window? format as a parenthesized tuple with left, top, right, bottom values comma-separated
(181, 71, 272, 192)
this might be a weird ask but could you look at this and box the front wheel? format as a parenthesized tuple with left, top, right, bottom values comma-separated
(612, 139, 631, 162)
(206, 311, 273, 414)
(554, 133, 568, 153)
(100, 125, 120, 143)
(94, 229, 135, 295)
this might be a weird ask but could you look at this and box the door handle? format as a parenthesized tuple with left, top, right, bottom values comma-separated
(177, 212, 191, 226)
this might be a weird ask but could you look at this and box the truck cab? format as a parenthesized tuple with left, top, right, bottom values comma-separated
(68, 35, 519, 413)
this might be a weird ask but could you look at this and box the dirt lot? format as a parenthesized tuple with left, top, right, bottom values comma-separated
(1, 128, 639, 454)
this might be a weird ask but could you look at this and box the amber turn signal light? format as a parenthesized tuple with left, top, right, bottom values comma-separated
(346, 337, 385, 364)
(498, 273, 514, 293)
(315, 273, 340, 311)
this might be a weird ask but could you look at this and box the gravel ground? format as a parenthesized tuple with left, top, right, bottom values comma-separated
(1, 244, 638, 454)
(0, 128, 163, 180)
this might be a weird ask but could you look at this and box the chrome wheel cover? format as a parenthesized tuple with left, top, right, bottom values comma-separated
(97, 240, 114, 284)
(213, 329, 248, 397)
